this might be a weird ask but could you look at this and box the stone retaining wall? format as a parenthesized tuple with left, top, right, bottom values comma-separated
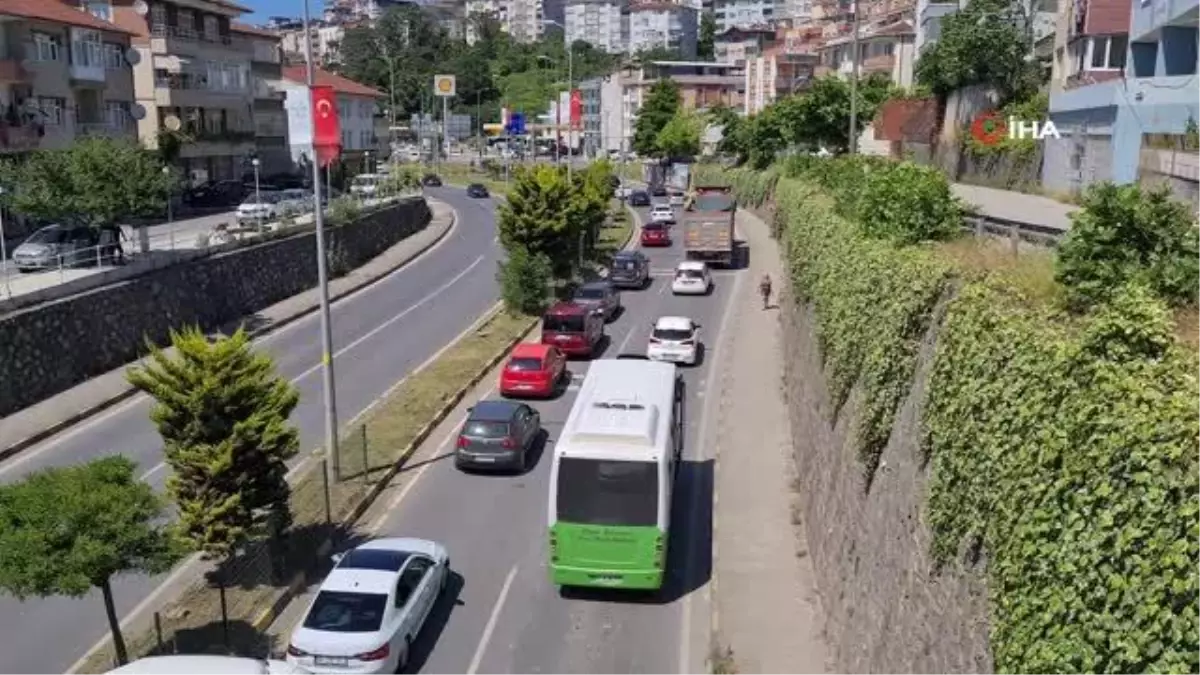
(0, 199, 432, 417)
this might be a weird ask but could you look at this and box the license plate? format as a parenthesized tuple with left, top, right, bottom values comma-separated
(555, 335, 571, 341)
(516, 384, 534, 390)
(315, 656, 348, 667)
(591, 574, 622, 585)
(473, 455, 497, 463)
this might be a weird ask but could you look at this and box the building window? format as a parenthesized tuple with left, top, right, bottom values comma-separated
(103, 43, 124, 68)
(1089, 35, 1128, 70)
(105, 100, 131, 128)
(32, 33, 61, 62)
(204, 16, 220, 42)
(86, 1, 112, 21)
(38, 97, 65, 126)
(150, 2, 166, 32)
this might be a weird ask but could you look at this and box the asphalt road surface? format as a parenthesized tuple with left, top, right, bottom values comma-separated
(0, 187, 503, 674)
(296, 201, 746, 673)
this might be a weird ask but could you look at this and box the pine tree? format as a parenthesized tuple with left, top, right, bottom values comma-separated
(632, 79, 681, 157)
(127, 327, 300, 559)
(497, 164, 581, 277)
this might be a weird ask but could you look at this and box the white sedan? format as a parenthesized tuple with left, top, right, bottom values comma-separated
(650, 203, 675, 224)
(647, 316, 701, 365)
(671, 261, 713, 295)
(286, 538, 450, 674)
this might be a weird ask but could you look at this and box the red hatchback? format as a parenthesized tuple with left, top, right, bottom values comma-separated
(641, 222, 671, 246)
(541, 301, 605, 358)
(500, 344, 567, 398)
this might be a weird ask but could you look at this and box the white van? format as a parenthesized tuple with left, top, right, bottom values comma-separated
(349, 173, 388, 198)
(106, 655, 309, 674)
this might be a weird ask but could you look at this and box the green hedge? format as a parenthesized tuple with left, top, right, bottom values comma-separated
(713, 162, 1200, 673)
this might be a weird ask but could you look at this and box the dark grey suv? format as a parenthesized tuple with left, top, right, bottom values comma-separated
(454, 400, 541, 472)
(608, 251, 649, 289)
(572, 280, 622, 322)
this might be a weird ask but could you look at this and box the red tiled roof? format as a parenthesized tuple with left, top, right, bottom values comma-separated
(281, 65, 385, 98)
(0, 0, 134, 35)
(231, 22, 279, 39)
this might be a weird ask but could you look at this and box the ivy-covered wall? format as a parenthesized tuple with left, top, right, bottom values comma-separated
(695, 162, 1199, 674)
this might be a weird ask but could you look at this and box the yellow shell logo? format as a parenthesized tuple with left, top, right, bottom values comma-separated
(436, 77, 453, 93)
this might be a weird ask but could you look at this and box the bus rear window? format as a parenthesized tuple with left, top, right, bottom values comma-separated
(556, 458, 658, 527)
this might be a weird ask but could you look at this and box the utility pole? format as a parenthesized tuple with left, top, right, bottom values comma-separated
(847, 0, 861, 155)
(301, 0, 341, 481)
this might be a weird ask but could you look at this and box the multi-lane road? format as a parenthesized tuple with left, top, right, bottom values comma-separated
(0, 188, 503, 674)
(272, 201, 746, 673)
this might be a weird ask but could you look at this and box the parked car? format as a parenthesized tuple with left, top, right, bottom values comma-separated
(454, 399, 542, 471)
(640, 222, 671, 247)
(650, 203, 675, 225)
(182, 180, 244, 208)
(466, 183, 489, 198)
(608, 250, 650, 288)
(671, 260, 713, 295)
(540, 301, 605, 358)
(12, 223, 100, 272)
(277, 189, 314, 216)
(572, 280, 622, 322)
(350, 173, 387, 198)
(646, 315, 701, 366)
(499, 343, 567, 398)
(236, 191, 283, 227)
(650, 184, 668, 197)
(628, 190, 651, 207)
(107, 656, 307, 674)
(286, 539, 450, 674)
(422, 173, 443, 187)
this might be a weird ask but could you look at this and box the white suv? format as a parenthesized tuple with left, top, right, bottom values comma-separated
(647, 316, 701, 365)
(650, 203, 675, 224)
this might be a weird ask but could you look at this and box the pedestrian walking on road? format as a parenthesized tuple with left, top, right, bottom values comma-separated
(759, 273, 772, 310)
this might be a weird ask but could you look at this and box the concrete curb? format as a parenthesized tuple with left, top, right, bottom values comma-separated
(247, 307, 539, 634)
(0, 202, 454, 464)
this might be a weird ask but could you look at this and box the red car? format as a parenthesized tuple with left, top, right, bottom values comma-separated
(500, 344, 567, 398)
(641, 222, 671, 246)
(540, 301, 605, 358)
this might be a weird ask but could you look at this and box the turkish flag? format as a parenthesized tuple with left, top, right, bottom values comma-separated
(311, 85, 341, 167)
(569, 89, 582, 130)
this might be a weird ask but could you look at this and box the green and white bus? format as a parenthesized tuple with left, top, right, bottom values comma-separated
(547, 358, 684, 590)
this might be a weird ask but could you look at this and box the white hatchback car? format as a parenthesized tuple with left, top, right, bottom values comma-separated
(107, 656, 307, 674)
(671, 260, 713, 295)
(650, 203, 675, 224)
(647, 316, 701, 365)
(286, 538, 450, 674)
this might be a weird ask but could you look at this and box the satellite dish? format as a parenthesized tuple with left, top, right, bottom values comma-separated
(131, 103, 147, 121)
(164, 115, 181, 131)
(133, 0, 149, 15)
(124, 48, 141, 66)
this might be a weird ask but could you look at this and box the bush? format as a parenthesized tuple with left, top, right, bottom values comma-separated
(691, 165, 779, 207)
(1056, 182, 1199, 310)
(497, 246, 553, 315)
(326, 196, 361, 226)
(856, 162, 963, 244)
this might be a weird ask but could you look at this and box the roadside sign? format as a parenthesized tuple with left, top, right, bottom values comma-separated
(433, 75, 456, 97)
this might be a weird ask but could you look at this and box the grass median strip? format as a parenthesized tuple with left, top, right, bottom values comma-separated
(78, 310, 536, 673)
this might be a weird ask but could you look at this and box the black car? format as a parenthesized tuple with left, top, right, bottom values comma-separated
(182, 180, 244, 208)
(650, 184, 668, 197)
(466, 183, 490, 198)
(422, 173, 443, 187)
(628, 190, 651, 207)
(454, 400, 541, 472)
(609, 250, 650, 289)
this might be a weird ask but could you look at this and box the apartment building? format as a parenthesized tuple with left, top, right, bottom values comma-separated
(815, 18, 916, 85)
(627, 3, 699, 57)
(564, 0, 627, 54)
(232, 22, 289, 175)
(280, 65, 383, 171)
(712, 0, 777, 32)
(619, 60, 743, 148)
(1043, 0, 1198, 198)
(577, 76, 604, 156)
(277, 21, 345, 66)
(0, 0, 139, 155)
(714, 25, 776, 66)
(465, 0, 543, 43)
(744, 25, 820, 114)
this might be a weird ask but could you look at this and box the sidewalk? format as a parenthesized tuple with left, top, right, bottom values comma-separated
(709, 210, 829, 673)
(951, 183, 1079, 231)
(0, 199, 456, 461)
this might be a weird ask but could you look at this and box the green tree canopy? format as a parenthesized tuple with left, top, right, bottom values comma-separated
(127, 327, 300, 560)
(914, 0, 1040, 102)
(632, 79, 681, 156)
(0, 137, 173, 228)
(656, 110, 703, 159)
(497, 164, 581, 276)
(0, 456, 178, 665)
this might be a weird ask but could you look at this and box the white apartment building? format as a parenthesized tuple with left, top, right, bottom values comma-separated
(465, 0, 544, 43)
(280, 65, 384, 168)
(564, 0, 626, 54)
(627, 3, 699, 58)
(278, 23, 345, 65)
(777, 0, 813, 24)
(712, 0, 777, 32)
(598, 74, 625, 154)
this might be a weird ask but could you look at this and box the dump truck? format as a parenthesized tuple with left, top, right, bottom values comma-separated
(682, 185, 736, 267)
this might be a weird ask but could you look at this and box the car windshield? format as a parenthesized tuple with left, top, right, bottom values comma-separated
(613, 258, 640, 271)
(245, 193, 280, 205)
(555, 458, 658, 526)
(464, 421, 509, 437)
(575, 288, 607, 300)
(543, 314, 585, 333)
(302, 591, 387, 633)
(654, 327, 693, 341)
(643, 223, 664, 232)
(24, 228, 67, 244)
(507, 357, 544, 371)
(653, 206, 671, 213)
(678, 269, 704, 279)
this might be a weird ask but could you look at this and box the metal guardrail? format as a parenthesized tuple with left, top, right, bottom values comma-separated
(962, 213, 1066, 250)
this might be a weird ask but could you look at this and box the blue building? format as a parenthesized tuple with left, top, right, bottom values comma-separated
(1043, 0, 1199, 198)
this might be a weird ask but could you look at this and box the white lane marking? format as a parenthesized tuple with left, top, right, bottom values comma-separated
(1, 202, 477, 480)
(467, 563, 519, 675)
(678, 264, 745, 674)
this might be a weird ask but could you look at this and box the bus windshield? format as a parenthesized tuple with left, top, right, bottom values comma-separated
(555, 457, 658, 527)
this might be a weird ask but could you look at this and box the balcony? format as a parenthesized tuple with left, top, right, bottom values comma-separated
(176, 129, 256, 158)
(149, 24, 251, 59)
(70, 41, 106, 84)
(77, 120, 136, 139)
(253, 79, 285, 101)
(862, 53, 896, 74)
(154, 73, 251, 108)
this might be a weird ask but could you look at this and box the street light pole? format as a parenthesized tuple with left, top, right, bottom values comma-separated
(252, 157, 261, 211)
(542, 19, 574, 180)
(302, 0, 342, 481)
(847, 0, 861, 155)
